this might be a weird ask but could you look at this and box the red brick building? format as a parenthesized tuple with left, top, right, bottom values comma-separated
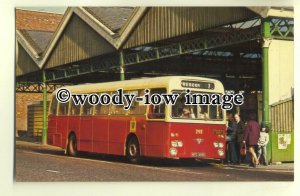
(16, 9, 63, 132)
(16, 9, 63, 31)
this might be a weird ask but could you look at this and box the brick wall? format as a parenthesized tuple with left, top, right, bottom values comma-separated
(16, 93, 51, 132)
(16, 9, 63, 31)
(16, 9, 60, 133)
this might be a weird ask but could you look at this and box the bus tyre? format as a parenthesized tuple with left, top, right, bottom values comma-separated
(126, 137, 140, 164)
(67, 134, 77, 156)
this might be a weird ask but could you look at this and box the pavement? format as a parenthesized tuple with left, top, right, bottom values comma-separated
(15, 136, 66, 157)
(215, 162, 294, 172)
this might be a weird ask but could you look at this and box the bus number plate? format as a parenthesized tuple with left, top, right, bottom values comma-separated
(191, 152, 205, 158)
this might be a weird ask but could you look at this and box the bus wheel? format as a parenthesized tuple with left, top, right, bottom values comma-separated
(126, 137, 140, 163)
(67, 134, 77, 156)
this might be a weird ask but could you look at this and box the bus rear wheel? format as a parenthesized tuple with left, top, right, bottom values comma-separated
(126, 137, 141, 163)
(67, 134, 77, 156)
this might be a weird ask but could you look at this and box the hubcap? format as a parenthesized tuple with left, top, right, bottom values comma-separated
(129, 144, 137, 156)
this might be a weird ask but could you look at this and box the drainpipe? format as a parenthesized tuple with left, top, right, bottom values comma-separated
(42, 70, 47, 145)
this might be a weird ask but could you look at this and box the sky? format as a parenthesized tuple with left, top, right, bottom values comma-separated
(17, 7, 67, 14)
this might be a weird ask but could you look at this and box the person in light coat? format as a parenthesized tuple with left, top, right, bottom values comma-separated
(257, 124, 269, 166)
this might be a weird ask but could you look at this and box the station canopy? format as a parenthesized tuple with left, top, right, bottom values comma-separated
(16, 7, 293, 91)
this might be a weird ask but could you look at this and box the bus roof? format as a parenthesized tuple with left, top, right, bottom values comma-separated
(53, 76, 224, 94)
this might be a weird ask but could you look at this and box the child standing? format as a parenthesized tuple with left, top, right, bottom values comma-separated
(257, 124, 269, 166)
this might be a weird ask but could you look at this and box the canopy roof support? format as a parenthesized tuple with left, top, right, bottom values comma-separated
(44, 26, 261, 82)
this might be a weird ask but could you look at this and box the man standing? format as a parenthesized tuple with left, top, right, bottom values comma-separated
(235, 113, 246, 164)
(226, 113, 238, 164)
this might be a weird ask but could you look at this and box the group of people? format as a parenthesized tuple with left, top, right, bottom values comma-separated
(226, 112, 269, 168)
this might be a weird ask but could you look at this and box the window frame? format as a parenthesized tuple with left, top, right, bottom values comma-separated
(49, 97, 58, 116)
(146, 88, 167, 120)
(57, 101, 70, 116)
(170, 90, 224, 121)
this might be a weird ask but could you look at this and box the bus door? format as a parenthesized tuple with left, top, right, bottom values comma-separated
(79, 101, 94, 152)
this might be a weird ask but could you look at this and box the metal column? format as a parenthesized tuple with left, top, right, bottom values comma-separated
(42, 70, 47, 145)
(262, 19, 271, 127)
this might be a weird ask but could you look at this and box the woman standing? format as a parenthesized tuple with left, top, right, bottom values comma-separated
(242, 112, 260, 168)
(257, 124, 270, 166)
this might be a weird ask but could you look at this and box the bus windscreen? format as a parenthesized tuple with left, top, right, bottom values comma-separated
(171, 91, 223, 120)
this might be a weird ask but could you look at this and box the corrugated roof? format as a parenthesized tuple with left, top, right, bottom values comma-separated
(83, 7, 135, 33)
(18, 30, 54, 54)
(16, 9, 63, 31)
(16, 6, 294, 79)
(16, 9, 63, 69)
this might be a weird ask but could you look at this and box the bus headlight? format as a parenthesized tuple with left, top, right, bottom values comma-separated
(178, 141, 183, 147)
(218, 149, 224, 156)
(213, 142, 224, 148)
(218, 142, 224, 148)
(169, 148, 178, 156)
(213, 142, 219, 148)
(171, 140, 183, 147)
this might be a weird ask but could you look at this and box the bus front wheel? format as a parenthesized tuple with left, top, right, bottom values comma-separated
(67, 134, 77, 156)
(126, 137, 140, 163)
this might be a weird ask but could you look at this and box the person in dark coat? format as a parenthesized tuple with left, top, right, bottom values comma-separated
(234, 113, 246, 164)
(226, 113, 238, 164)
(243, 112, 260, 168)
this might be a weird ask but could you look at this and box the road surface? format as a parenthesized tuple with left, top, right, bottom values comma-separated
(15, 140, 294, 181)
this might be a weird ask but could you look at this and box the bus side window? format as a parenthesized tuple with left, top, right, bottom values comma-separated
(94, 104, 101, 115)
(49, 97, 58, 115)
(70, 101, 81, 116)
(147, 88, 166, 119)
(111, 104, 126, 115)
(148, 104, 166, 119)
(102, 105, 110, 115)
(126, 90, 146, 115)
(82, 101, 94, 116)
(94, 92, 110, 115)
(58, 102, 69, 116)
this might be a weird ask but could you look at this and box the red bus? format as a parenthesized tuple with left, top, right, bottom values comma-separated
(47, 76, 226, 163)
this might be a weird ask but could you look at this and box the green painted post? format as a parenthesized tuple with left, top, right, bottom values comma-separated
(262, 19, 272, 162)
(42, 70, 47, 145)
(262, 19, 271, 127)
(262, 47, 269, 125)
(120, 51, 125, 81)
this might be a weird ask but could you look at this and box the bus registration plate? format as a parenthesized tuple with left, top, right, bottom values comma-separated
(191, 152, 206, 157)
